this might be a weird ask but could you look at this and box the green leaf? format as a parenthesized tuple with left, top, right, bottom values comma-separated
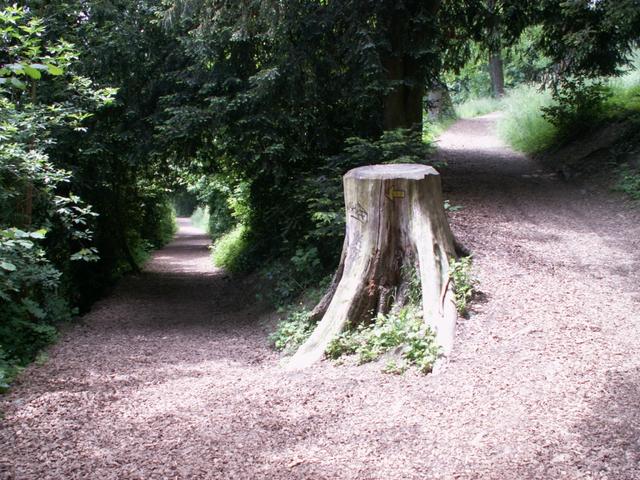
(13, 229, 30, 239)
(22, 299, 47, 320)
(0, 261, 16, 272)
(9, 77, 26, 89)
(46, 64, 63, 76)
(23, 65, 41, 80)
(30, 229, 47, 239)
(6, 63, 24, 74)
(16, 240, 34, 249)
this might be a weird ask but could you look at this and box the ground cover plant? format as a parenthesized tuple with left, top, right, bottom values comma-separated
(272, 257, 477, 375)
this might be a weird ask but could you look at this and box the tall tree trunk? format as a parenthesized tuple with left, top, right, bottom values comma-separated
(427, 82, 456, 121)
(489, 52, 505, 97)
(487, 0, 505, 98)
(382, 59, 425, 131)
(381, 7, 425, 131)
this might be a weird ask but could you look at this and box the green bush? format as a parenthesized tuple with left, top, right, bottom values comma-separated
(0, 228, 73, 385)
(259, 247, 324, 307)
(497, 85, 557, 153)
(0, 346, 13, 391)
(542, 80, 610, 137)
(614, 164, 640, 200)
(303, 129, 438, 265)
(144, 198, 177, 248)
(211, 225, 253, 273)
(424, 116, 458, 140)
(607, 54, 640, 114)
(190, 206, 210, 233)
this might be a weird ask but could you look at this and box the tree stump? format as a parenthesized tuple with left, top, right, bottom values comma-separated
(287, 164, 458, 370)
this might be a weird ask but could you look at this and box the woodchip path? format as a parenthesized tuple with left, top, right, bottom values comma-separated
(2, 114, 639, 479)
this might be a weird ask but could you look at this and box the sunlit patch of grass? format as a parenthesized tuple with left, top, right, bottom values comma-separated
(211, 224, 252, 272)
(190, 206, 210, 233)
(455, 96, 503, 119)
(497, 85, 557, 154)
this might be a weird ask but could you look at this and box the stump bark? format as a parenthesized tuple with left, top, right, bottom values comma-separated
(287, 164, 458, 370)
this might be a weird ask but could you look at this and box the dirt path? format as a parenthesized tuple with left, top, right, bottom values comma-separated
(2, 114, 640, 480)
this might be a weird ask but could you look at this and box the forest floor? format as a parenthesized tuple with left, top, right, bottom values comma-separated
(2, 113, 640, 480)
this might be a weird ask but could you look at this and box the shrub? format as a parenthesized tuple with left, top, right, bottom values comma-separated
(143, 197, 177, 248)
(607, 55, 640, 114)
(304, 128, 439, 265)
(190, 206, 210, 233)
(258, 247, 324, 307)
(211, 225, 253, 273)
(0, 228, 73, 384)
(614, 164, 640, 200)
(542, 80, 610, 137)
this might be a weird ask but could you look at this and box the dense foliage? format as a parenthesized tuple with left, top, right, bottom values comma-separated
(163, 0, 640, 279)
(2, 0, 639, 384)
(0, 3, 176, 387)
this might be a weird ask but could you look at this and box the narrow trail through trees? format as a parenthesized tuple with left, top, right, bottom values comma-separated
(2, 114, 640, 479)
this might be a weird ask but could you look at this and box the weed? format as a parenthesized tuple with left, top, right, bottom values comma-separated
(383, 359, 408, 375)
(269, 308, 315, 355)
(449, 256, 476, 315)
(444, 200, 463, 212)
(326, 307, 440, 374)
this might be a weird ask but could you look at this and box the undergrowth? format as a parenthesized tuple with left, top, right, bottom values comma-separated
(455, 96, 503, 119)
(497, 85, 556, 154)
(270, 308, 315, 355)
(449, 256, 477, 316)
(424, 116, 458, 139)
(269, 281, 329, 353)
(614, 164, 640, 200)
(270, 256, 478, 374)
(496, 55, 640, 155)
(190, 206, 210, 233)
(211, 225, 253, 273)
(266, 131, 474, 374)
(326, 307, 440, 374)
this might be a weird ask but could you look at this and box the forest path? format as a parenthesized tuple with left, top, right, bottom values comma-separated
(2, 114, 640, 479)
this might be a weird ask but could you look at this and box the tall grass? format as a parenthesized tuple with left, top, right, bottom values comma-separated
(607, 54, 640, 114)
(610, 52, 640, 90)
(190, 205, 210, 233)
(496, 85, 556, 154)
(455, 96, 503, 118)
